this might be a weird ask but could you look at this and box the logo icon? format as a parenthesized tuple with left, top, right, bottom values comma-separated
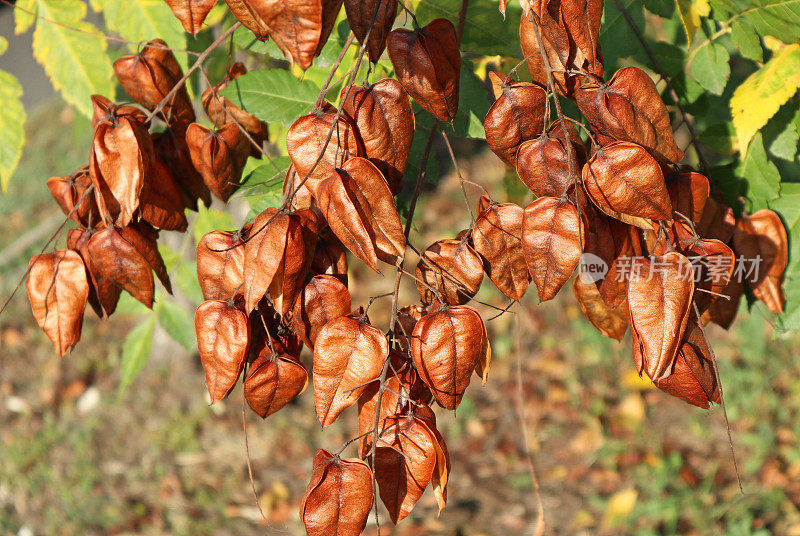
(578, 253, 608, 284)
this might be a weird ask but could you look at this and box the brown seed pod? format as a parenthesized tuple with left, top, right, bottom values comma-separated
(313, 315, 388, 426)
(582, 142, 672, 226)
(344, 0, 397, 62)
(153, 128, 212, 211)
(201, 62, 269, 157)
(340, 78, 414, 194)
(164, 0, 217, 35)
(673, 223, 735, 313)
(576, 67, 683, 163)
(387, 18, 461, 122)
(194, 299, 250, 403)
(315, 157, 406, 271)
(86, 227, 156, 309)
(244, 351, 308, 418)
(573, 276, 628, 341)
(704, 276, 744, 329)
(113, 39, 195, 128)
(484, 79, 547, 167)
(522, 197, 585, 301)
(286, 109, 363, 192)
(696, 195, 736, 244)
(628, 252, 694, 381)
(732, 209, 788, 313)
(26, 250, 89, 356)
(117, 222, 172, 294)
(47, 166, 100, 228)
(197, 230, 246, 301)
(311, 229, 349, 285)
(249, 298, 304, 358)
(90, 95, 146, 129)
(301, 449, 374, 536)
(471, 202, 530, 301)
(292, 275, 352, 350)
(665, 169, 710, 225)
(516, 121, 584, 197)
(138, 157, 188, 232)
(395, 304, 428, 355)
(185, 122, 250, 202)
(411, 305, 490, 409)
(415, 239, 484, 306)
(67, 228, 120, 317)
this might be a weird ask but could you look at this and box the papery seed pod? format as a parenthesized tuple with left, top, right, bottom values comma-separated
(286, 108, 363, 192)
(117, 222, 172, 294)
(283, 164, 316, 210)
(665, 169, 710, 225)
(387, 18, 461, 122)
(484, 79, 547, 167)
(471, 202, 530, 301)
(47, 166, 100, 228)
(185, 122, 250, 202)
(197, 230, 246, 301)
(90, 95, 146, 129)
(244, 351, 308, 418)
(522, 197, 585, 301)
(516, 120, 584, 197)
(292, 275, 352, 349)
(696, 195, 736, 244)
(411, 306, 490, 409)
(316, 0, 345, 58)
(153, 128, 212, 210)
(576, 67, 683, 163)
(301, 449, 374, 536)
(201, 62, 269, 157)
(583, 208, 636, 309)
(344, 0, 397, 62)
(673, 223, 735, 313)
(313, 315, 387, 426)
(67, 228, 120, 317)
(340, 79, 414, 194)
(311, 229, 349, 285)
(366, 412, 450, 523)
(90, 113, 154, 227)
(249, 298, 304, 358)
(628, 252, 694, 381)
(26, 250, 89, 356)
(271, 208, 320, 316)
(86, 226, 156, 308)
(415, 239, 484, 306)
(573, 276, 628, 340)
(733, 209, 788, 313)
(164, 0, 217, 35)
(113, 39, 195, 128)
(316, 157, 405, 270)
(194, 299, 250, 403)
(582, 142, 672, 227)
(395, 304, 428, 355)
(139, 157, 189, 232)
(704, 276, 744, 329)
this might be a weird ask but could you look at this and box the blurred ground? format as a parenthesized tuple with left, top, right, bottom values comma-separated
(3, 103, 800, 536)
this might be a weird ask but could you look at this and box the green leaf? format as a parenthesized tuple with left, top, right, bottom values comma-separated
(239, 157, 291, 213)
(700, 122, 736, 154)
(232, 24, 284, 57)
(676, 0, 711, 45)
(741, 0, 800, 45)
(730, 43, 800, 154)
(762, 102, 800, 161)
(0, 68, 26, 192)
(769, 183, 800, 330)
(738, 133, 780, 210)
(156, 299, 195, 351)
(730, 17, 763, 62)
(601, 0, 645, 63)
(645, 0, 675, 18)
(221, 69, 321, 127)
(14, 0, 37, 34)
(412, 0, 522, 57)
(115, 292, 151, 316)
(175, 261, 204, 304)
(94, 0, 188, 68)
(118, 315, 155, 394)
(688, 40, 730, 95)
(31, 0, 115, 118)
(193, 205, 235, 244)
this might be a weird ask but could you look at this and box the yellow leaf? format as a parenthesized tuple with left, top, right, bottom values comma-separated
(603, 488, 638, 526)
(676, 0, 710, 46)
(731, 43, 800, 154)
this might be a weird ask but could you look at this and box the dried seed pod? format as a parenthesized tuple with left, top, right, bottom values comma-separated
(415, 239, 484, 306)
(673, 223, 735, 313)
(387, 18, 461, 122)
(704, 276, 744, 329)
(316, 157, 406, 270)
(47, 166, 100, 228)
(576, 67, 683, 163)
(665, 169, 710, 225)
(311, 229, 349, 285)
(194, 299, 250, 403)
(583, 209, 636, 309)
(301, 449, 374, 536)
(516, 121, 584, 197)
(153, 128, 212, 211)
(471, 202, 530, 301)
(90, 95, 146, 128)
(628, 252, 694, 381)
(395, 304, 428, 355)
(139, 157, 188, 232)
(573, 276, 628, 340)
(411, 306, 490, 409)
(164, 0, 217, 35)
(90, 113, 154, 227)
(733, 209, 788, 313)
(86, 227, 156, 309)
(185, 122, 250, 202)
(117, 222, 172, 294)
(696, 196, 736, 244)
(484, 79, 547, 167)
(582, 142, 672, 226)
(522, 197, 585, 301)
(293, 275, 352, 349)
(344, 0, 397, 62)
(283, 164, 316, 210)
(286, 109, 363, 192)
(67, 228, 120, 317)
(250, 299, 305, 358)
(197, 230, 246, 301)
(26, 250, 89, 356)
(313, 315, 388, 426)
(340, 79, 414, 194)
(201, 62, 269, 156)
(113, 39, 195, 128)
(244, 351, 308, 418)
